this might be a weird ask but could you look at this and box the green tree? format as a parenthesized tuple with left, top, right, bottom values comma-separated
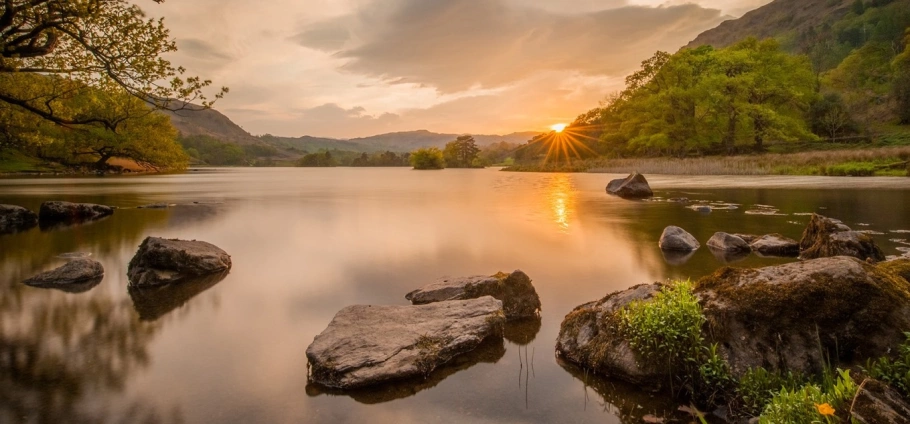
(442, 135, 481, 168)
(409, 147, 445, 170)
(893, 30, 910, 124)
(0, 0, 226, 128)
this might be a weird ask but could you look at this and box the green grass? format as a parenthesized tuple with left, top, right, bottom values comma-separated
(0, 149, 63, 173)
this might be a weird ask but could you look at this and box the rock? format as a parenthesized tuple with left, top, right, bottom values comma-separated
(22, 258, 104, 292)
(750, 234, 800, 257)
(606, 172, 653, 199)
(306, 296, 506, 389)
(697, 257, 910, 377)
(668, 197, 689, 203)
(556, 284, 666, 387)
(851, 377, 910, 424)
(733, 233, 759, 244)
(127, 237, 232, 287)
(707, 232, 751, 252)
(880, 259, 910, 283)
(137, 203, 170, 209)
(0, 204, 38, 234)
(693, 205, 712, 213)
(800, 214, 885, 262)
(38, 201, 113, 223)
(405, 270, 541, 320)
(658, 226, 700, 251)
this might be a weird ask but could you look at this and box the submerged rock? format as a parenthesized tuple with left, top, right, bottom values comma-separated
(706, 232, 751, 253)
(405, 270, 541, 319)
(606, 172, 653, 199)
(127, 237, 232, 287)
(697, 257, 910, 377)
(750, 233, 800, 257)
(658, 226, 700, 251)
(22, 258, 104, 292)
(306, 296, 505, 389)
(800, 214, 885, 262)
(851, 377, 910, 424)
(0, 204, 38, 234)
(556, 284, 665, 387)
(38, 201, 113, 224)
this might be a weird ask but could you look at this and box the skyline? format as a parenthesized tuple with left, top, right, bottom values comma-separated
(146, 0, 772, 139)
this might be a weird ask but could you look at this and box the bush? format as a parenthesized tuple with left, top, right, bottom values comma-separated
(736, 368, 805, 417)
(865, 332, 910, 397)
(758, 369, 857, 423)
(410, 147, 445, 170)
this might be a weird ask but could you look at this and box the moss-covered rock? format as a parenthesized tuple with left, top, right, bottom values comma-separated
(697, 257, 910, 377)
(879, 259, 910, 284)
(799, 214, 885, 262)
(851, 377, 910, 424)
(555, 283, 667, 388)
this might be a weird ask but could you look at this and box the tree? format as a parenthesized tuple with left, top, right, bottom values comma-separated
(442, 135, 481, 168)
(894, 29, 910, 124)
(0, 0, 226, 129)
(409, 147, 445, 170)
(810, 93, 857, 141)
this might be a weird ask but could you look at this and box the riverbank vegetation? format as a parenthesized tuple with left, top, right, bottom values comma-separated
(0, 0, 225, 173)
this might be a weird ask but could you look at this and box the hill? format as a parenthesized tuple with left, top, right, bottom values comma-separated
(161, 103, 264, 146)
(686, 0, 856, 50)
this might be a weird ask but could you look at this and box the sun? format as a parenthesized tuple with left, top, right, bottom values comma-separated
(550, 123, 567, 133)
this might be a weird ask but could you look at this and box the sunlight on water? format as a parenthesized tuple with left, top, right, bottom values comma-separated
(546, 174, 576, 233)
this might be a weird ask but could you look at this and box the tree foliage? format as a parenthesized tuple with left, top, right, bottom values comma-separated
(0, 0, 226, 129)
(442, 135, 481, 168)
(409, 147, 445, 170)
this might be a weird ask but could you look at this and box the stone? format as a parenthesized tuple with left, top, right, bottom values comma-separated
(405, 270, 541, 319)
(750, 234, 800, 257)
(556, 284, 666, 387)
(879, 259, 910, 283)
(707, 232, 751, 252)
(733, 233, 759, 244)
(697, 257, 910, 377)
(800, 214, 885, 262)
(658, 226, 700, 251)
(127, 237, 232, 287)
(22, 258, 104, 292)
(306, 296, 506, 389)
(851, 377, 910, 424)
(38, 201, 114, 223)
(0, 204, 38, 234)
(137, 203, 170, 209)
(606, 172, 653, 199)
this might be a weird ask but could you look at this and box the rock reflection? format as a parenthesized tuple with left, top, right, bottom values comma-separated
(557, 358, 689, 423)
(503, 316, 542, 346)
(305, 337, 506, 404)
(128, 271, 229, 321)
(708, 247, 751, 264)
(38, 215, 112, 232)
(661, 249, 695, 266)
(22, 275, 103, 294)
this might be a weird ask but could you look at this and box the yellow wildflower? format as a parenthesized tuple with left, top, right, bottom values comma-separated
(816, 403, 835, 416)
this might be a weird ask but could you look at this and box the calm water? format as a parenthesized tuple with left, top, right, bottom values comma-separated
(2, 168, 909, 423)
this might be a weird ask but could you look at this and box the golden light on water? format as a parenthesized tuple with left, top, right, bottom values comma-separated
(550, 123, 567, 132)
(546, 174, 576, 233)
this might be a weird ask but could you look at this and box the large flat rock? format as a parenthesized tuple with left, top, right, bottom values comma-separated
(405, 270, 541, 319)
(38, 201, 113, 223)
(306, 296, 505, 389)
(128, 237, 232, 287)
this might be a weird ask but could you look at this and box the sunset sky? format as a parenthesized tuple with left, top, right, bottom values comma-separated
(147, 0, 771, 139)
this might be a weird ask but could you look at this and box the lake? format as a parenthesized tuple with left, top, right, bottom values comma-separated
(2, 168, 909, 423)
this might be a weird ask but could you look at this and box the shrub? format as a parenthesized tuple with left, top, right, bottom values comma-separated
(410, 147, 445, 170)
(758, 369, 857, 423)
(737, 368, 805, 417)
(865, 332, 910, 397)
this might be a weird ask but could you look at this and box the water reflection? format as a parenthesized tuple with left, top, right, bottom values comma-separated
(661, 249, 696, 266)
(22, 275, 103, 294)
(708, 247, 751, 264)
(128, 271, 229, 321)
(305, 337, 506, 404)
(504, 317, 542, 346)
(546, 175, 576, 233)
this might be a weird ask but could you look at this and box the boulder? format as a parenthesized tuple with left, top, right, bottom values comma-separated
(750, 234, 800, 257)
(851, 377, 910, 424)
(733, 233, 759, 244)
(658, 226, 700, 251)
(556, 257, 910, 386)
(306, 296, 505, 389)
(556, 284, 666, 387)
(127, 237, 232, 287)
(405, 270, 541, 319)
(706, 232, 751, 252)
(606, 172, 653, 199)
(22, 258, 104, 292)
(880, 259, 910, 283)
(799, 214, 885, 262)
(38, 201, 113, 223)
(0, 204, 38, 234)
(697, 257, 910, 377)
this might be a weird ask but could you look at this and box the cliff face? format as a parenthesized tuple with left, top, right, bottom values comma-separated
(685, 0, 855, 49)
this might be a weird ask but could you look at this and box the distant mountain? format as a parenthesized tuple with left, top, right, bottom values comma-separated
(686, 0, 855, 50)
(161, 103, 263, 146)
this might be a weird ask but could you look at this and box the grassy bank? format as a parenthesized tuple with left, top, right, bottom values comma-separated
(0, 149, 65, 173)
(504, 146, 910, 176)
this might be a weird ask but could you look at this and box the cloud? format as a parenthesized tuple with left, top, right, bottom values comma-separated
(294, 0, 727, 92)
